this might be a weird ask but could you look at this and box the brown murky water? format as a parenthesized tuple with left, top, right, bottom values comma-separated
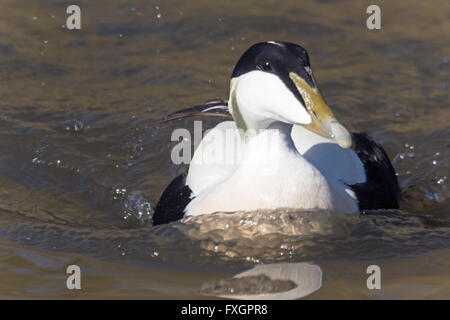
(0, 0, 449, 299)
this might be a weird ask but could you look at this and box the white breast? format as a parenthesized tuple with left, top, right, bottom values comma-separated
(185, 123, 359, 216)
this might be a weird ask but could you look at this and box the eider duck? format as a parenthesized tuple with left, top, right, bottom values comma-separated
(153, 41, 400, 225)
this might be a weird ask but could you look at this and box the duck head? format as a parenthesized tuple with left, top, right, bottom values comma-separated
(230, 41, 352, 148)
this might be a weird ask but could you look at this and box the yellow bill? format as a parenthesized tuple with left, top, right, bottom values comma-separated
(289, 72, 352, 148)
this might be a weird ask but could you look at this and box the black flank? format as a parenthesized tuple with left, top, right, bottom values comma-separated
(153, 173, 192, 225)
(349, 133, 400, 210)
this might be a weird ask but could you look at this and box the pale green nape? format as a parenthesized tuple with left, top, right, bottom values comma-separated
(229, 78, 248, 132)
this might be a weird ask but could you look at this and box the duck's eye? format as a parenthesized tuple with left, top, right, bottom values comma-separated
(258, 61, 272, 72)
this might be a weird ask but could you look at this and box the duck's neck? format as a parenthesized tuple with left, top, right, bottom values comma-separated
(229, 78, 277, 134)
(239, 121, 299, 169)
(242, 121, 294, 146)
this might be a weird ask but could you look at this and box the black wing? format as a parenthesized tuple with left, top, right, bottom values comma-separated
(350, 133, 400, 210)
(153, 173, 193, 225)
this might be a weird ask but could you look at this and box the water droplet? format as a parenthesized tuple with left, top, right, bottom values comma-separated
(63, 119, 83, 132)
(156, 13, 162, 18)
(425, 192, 439, 201)
(122, 191, 153, 225)
(432, 160, 438, 165)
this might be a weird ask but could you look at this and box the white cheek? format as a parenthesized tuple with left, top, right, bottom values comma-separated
(235, 71, 312, 125)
